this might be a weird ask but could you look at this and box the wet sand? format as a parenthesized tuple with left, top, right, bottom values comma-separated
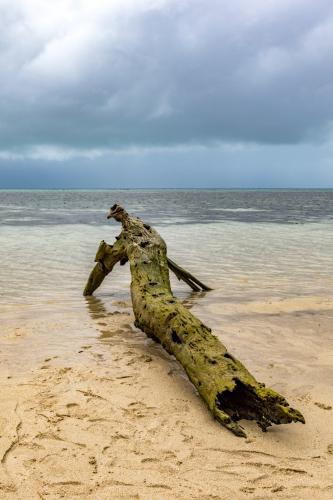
(0, 294, 333, 499)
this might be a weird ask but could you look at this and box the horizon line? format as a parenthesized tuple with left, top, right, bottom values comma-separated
(0, 187, 332, 191)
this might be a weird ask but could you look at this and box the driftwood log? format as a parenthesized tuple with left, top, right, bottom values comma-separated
(84, 204, 305, 437)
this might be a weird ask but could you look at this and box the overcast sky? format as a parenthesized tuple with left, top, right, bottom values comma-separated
(1, 0, 333, 188)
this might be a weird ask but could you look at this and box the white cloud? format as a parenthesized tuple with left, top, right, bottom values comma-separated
(0, 145, 105, 161)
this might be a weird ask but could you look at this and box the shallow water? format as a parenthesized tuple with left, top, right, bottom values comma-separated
(0, 189, 332, 373)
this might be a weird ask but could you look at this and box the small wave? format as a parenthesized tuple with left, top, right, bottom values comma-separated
(38, 208, 106, 213)
(209, 208, 270, 212)
(3, 217, 45, 222)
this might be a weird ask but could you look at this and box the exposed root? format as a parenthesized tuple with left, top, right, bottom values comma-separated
(167, 258, 211, 291)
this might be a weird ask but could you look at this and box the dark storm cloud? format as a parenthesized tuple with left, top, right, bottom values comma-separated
(1, 0, 333, 159)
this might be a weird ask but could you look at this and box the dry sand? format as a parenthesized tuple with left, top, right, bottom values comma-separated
(0, 294, 333, 499)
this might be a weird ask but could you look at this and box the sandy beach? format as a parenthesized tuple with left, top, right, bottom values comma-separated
(1, 292, 332, 499)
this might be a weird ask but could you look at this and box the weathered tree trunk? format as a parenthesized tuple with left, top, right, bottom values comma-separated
(84, 204, 305, 437)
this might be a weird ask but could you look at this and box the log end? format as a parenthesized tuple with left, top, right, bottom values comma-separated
(213, 378, 305, 437)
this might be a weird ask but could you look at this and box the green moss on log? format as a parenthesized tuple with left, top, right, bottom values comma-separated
(83, 204, 305, 437)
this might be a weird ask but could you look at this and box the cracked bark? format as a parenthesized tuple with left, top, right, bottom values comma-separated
(83, 204, 305, 437)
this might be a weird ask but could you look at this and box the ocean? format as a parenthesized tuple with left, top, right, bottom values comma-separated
(0, 189, 332, 304)
(0, 189, 332, 373)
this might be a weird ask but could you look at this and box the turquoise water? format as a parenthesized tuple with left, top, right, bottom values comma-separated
(0, 189, 332, 310)
(0, 189, 332, 382)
